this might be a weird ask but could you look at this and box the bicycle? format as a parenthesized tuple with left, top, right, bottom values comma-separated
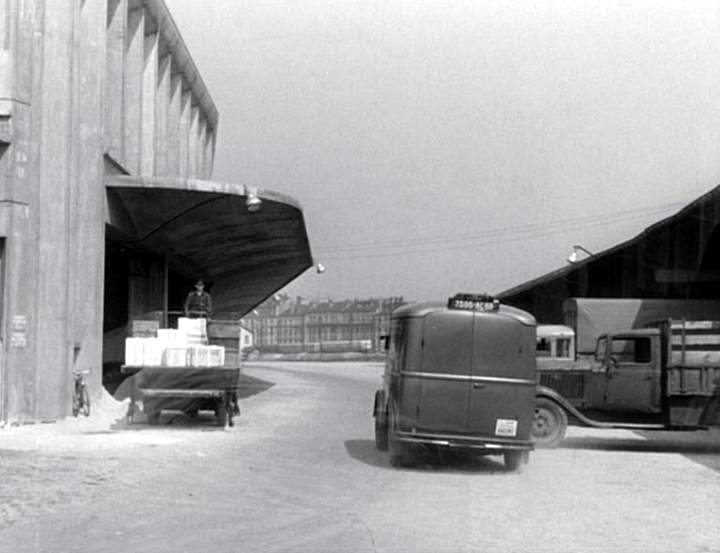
(72, 369, 91, 417)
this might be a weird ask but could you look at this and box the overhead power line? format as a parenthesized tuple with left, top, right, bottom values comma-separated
(315, 200, 684, 261)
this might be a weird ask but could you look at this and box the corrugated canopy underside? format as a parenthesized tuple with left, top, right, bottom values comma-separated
(105, 176, 313, 316)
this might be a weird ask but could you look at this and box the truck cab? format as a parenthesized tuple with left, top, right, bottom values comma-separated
(590, 328, 662, 415)
(373, 293, 537, 470)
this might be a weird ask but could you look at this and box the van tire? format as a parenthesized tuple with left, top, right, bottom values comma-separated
(388, 406, 407, 467)
(531, 397, 567, 448)
(389, 452, 405, 467)
(215, 401, 229, 428)
(375, 411, 389, 451)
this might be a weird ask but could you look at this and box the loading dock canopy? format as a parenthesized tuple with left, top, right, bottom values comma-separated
(105, 175, 312, 315)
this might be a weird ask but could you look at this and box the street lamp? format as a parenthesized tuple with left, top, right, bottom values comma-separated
(567, 244, 595, 264)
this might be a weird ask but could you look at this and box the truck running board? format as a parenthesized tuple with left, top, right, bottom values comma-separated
(538, 386, 669, 431)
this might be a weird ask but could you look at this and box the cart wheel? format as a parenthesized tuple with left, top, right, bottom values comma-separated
(504, 450, 529, 472)
(215, 400, 228, 427)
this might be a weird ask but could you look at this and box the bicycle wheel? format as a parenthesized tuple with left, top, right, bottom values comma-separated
(80, 385, 90, 417)
(72, 390, 80, 417)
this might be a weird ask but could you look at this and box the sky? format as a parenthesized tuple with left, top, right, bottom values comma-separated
(166, 0, 720, 303)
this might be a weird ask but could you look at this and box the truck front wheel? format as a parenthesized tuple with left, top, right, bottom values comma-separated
(532, 397, 567, 448)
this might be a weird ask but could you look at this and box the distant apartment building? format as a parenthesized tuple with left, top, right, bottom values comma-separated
(242, 296, 405, 353)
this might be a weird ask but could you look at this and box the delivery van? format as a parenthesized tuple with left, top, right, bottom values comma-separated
(373, 293, 537, 470)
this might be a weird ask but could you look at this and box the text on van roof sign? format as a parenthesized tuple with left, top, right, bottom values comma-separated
(447, 293, 499, 312)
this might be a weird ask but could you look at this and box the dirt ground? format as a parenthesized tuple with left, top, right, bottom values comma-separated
(1, 362, 720, 553)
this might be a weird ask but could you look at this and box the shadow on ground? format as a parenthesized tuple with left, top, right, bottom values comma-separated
(103, 373, 276, 432)
(561, 430, 720, 473)
(344, 439, 513, 474)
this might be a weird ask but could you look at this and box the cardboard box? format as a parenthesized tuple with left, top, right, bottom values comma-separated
(129, 320, 160, 338)
(157, 328, 188, 348)
(163, 347, 189, 367)
(142, 338, 163, 366)
(188, 345, 225, 367)
(124, 337, 145, 366)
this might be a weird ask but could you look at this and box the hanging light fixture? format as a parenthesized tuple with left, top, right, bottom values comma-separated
(246, 186, 262, 212)
(566, 244, 595, 264)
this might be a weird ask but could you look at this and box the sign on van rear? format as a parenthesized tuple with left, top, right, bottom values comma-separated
(495, 418, 518, 437)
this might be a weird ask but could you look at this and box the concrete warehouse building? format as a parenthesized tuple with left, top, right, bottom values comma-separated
(0, 0, 312, 423)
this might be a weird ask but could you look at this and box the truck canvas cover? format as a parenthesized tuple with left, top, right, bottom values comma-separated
(564, 298, 720, 355)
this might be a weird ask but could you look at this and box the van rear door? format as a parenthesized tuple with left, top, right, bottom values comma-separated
(417, 310, 473, 433)
(467, 313, 536, 440)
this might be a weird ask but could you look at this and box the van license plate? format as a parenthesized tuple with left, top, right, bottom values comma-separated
(495, 419, 518, 437)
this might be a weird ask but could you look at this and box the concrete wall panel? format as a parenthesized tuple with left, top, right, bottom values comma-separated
(68, 0, 107, 410)
(166, 72, 181, 176)
(123, 6, 144, 175)
(178, 89, 190, 178)
(104, 0, 126, 163)
(32, 0, 75, 420)
(154, 53, 170, 175)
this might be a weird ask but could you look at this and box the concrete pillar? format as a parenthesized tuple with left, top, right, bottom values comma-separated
(67, 0, 106, 409)
(141, 22, 158, 176)
(178, 89, 191, 177)
(31, 0, 75, 419)
(1, 0, 39, 422)
(167, 72, 182, 176)
(188, 103, 199, 177)
(197, 117, 207, 178)
(123, 6, 144, 175)
(148, 258, 164, 311)
(154, 53, 170, 175)
(104, 0, 126, 163)
(204, 127, 216, 178)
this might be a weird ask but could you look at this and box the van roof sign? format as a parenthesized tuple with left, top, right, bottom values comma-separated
(447, 293, 500, 312)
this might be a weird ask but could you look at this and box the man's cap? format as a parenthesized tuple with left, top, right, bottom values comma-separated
(195, 279, 204, 286)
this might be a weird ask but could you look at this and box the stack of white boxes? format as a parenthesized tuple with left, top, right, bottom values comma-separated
(159, 328, 191, 367)
(124, 318, 225, 368)
(178, 317, 207, 345)
(124, 337, 163, 366)
(189, 345, 225, 367)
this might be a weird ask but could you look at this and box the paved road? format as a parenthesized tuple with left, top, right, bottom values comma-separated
(1, 361, 720, 552)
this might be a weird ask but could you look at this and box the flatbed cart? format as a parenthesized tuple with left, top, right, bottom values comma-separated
(120, 365, 241, 427)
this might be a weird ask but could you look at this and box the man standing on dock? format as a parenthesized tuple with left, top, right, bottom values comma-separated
(184, 279, 213, 318)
